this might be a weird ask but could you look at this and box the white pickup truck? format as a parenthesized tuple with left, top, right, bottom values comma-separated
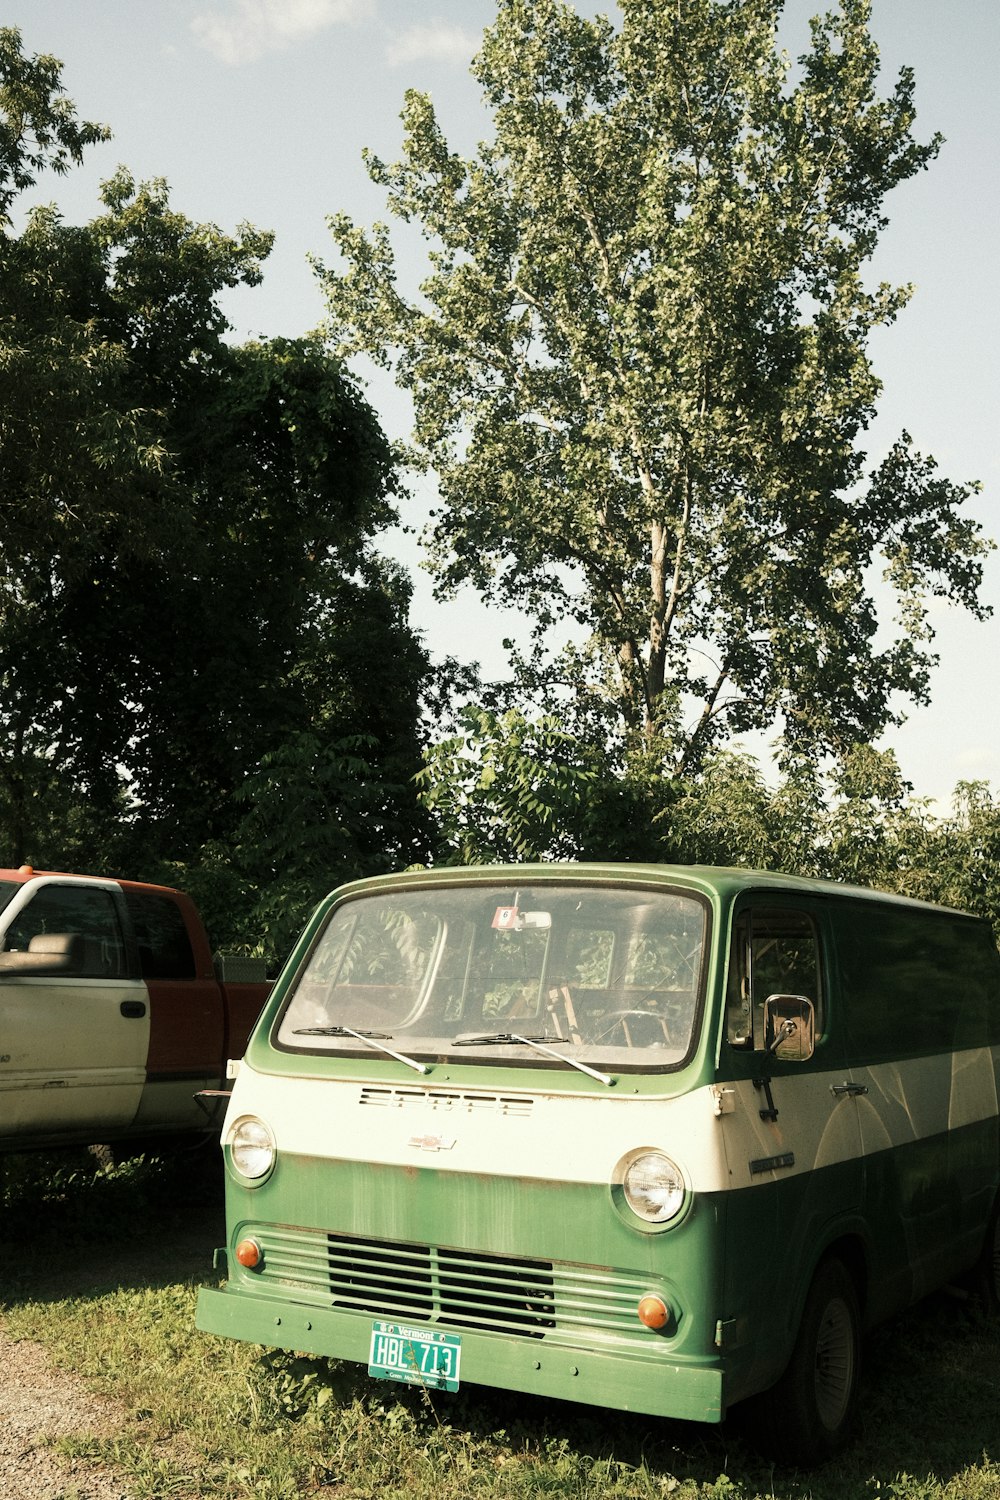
(0, 865, 270, 1150)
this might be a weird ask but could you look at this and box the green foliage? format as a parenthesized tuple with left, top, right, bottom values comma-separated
(419, 705, 603, 862)
(419, 709, 1000, 941)
(418, 703, 703, 866)
(674, 745, 1000, 941)
(319, 0, 988, 772)
(0, 33, 436, 959)
(0, 26, 109, 224)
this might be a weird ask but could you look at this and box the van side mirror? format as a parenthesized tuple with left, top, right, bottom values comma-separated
(764, 994, 815, 1061)
(0, 932, 84, 976)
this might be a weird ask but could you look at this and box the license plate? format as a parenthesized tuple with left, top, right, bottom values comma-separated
(368, 1320, 462, 1392)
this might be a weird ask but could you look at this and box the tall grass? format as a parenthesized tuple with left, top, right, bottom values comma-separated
(2, 1151, 999, 1499)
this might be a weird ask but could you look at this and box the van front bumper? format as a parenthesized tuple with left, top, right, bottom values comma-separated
(196, 1282, 725, 1424)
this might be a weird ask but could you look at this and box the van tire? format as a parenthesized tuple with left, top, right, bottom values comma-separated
(757, 1256, 861, 1466)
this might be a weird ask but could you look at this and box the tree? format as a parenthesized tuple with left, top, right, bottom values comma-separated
(318, 0, 989, 773)
(868, 779, 1000, 940)
(0, 33, 436, 951)
(0, 28, 153, 847)
(0, 26, 108, 221)
(1, 160, 276, 845)
(176, 559, 440, 959)
(418, 701, 707, 864)
(418, 705, 605, 863)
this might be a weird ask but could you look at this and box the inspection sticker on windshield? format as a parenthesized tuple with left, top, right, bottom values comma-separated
(368, 1321, 462, 1392)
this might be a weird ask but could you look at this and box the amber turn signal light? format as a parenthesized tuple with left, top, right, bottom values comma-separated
(235, 1238, 262, 1269)
(637, 1294, 670, 1329)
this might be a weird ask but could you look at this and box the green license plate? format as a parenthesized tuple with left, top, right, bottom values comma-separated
(368, 1320, 462, 1392)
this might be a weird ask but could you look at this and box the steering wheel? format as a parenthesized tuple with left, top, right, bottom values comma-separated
(589, 1009, 669, 1046)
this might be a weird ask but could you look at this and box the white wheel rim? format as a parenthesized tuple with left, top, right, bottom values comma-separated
(814, 1295, 855, 1431)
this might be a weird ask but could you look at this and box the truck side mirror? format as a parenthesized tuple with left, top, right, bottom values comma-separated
(764, 994, 815, 1061)
(0, 932, 84, 976)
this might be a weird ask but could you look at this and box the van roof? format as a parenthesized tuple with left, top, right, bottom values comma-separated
(325, 862, 978, 921)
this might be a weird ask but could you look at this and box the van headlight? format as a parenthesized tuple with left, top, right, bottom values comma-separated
(614, 1149, 686, 1226)
(227, 1115, 276, 1181)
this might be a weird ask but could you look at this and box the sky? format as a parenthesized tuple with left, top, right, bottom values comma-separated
(9, 0, 1000, 808)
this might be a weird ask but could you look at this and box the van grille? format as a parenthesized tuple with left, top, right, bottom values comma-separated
(328, 1235, 555, 1335)
(240, 1226, 657, 1345)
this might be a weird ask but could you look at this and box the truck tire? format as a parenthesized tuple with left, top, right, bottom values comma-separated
(757, 1256, 861, 1466)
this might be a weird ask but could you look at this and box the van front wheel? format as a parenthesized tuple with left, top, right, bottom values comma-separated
(759, 1257, 861, 1466)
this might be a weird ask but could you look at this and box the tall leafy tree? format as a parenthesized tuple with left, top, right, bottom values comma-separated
(2, 161, 274, 842)
(319, 0, 989, 773)
(0, 25, 109, 218)
(0, 27, 144, 850)
(0, 32, 435, 945)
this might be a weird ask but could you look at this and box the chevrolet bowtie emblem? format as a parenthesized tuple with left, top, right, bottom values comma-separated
(407, 1134, 456, 1152)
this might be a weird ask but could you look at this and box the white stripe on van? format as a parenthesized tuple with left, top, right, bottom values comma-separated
(226, 1046, 1000, 1198)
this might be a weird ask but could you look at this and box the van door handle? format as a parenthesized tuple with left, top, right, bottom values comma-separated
(120, 1000, 146, 1019)
(830, 1081, 868, 1097)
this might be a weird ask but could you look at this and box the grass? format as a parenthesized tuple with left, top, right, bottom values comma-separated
(2, 1150, 1000, 1498)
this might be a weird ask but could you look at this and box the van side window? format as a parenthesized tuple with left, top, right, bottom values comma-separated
(837, 907, 1000, 1060)
(726, 908, 822, 1049)
(2, 885, 127, 979)
(124, 891, 196, 980)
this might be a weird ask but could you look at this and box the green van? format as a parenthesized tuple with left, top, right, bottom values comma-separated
(196, 865, 1000, 1463)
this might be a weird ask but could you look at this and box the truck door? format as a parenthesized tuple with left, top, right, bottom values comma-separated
(124, 887, 227, 1133)
(0, 879, 148, 1138)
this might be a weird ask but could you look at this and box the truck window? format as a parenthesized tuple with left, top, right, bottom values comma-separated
(3, 885, 127, 979)
(726, 908, 822, 1049)
(124, 891, 196, 980)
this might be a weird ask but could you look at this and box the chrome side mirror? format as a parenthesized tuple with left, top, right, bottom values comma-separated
(764, 994, 815, 1061)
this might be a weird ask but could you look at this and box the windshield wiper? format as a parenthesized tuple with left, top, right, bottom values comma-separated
(454, 1032, 565, 1046)
(453, 1032, 614, 1087)
(292, 1025, 429, 1075)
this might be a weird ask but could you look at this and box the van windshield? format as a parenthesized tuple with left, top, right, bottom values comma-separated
(276, 883, 708, 1073)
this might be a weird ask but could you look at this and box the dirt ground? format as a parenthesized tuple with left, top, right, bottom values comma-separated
(0, 1328, 143, 1500)
(0, 1147, 225, 1499)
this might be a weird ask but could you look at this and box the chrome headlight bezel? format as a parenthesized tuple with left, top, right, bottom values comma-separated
(226, 1114, 276, 1184)
(611, 1147, 689, 1231)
